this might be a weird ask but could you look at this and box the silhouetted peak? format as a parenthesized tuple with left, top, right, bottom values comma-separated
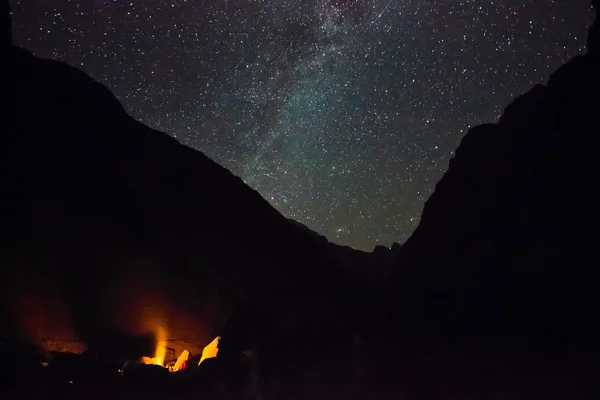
(3, 24, 390, 367)
(389, 0, 600, 357)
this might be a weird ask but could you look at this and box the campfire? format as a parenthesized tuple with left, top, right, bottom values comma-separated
(2, 275, 228, 398)
(140, 326, 168, 367)
(139, 326, 221, 373)
(1, 330, 226, 399)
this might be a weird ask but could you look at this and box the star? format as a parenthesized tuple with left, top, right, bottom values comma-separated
(10, 0, 595, 250)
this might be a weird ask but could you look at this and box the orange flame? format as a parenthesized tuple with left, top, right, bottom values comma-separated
(199, 336, 220, 365)
(141, 326, 167, 366)
(171, 350, 189, 372)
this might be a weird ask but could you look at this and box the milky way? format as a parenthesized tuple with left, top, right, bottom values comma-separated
(11, 0, 594, 250)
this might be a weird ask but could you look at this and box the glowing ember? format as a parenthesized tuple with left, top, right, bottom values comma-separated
(199, 336, 220, 365)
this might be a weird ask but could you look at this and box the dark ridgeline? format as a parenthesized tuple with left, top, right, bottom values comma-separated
(384, 0, 600, 396)
(1, 0, 388, 375)
(288, 218, 400, 285)
(1, 1, 600, 399)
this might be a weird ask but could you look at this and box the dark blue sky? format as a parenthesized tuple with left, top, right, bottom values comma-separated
(11, 0, 595, 250)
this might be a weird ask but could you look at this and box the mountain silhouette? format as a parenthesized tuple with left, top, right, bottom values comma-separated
(389, 0, 599, 360)
(1, 2, 389, 362)
(1, 1, 599, 398)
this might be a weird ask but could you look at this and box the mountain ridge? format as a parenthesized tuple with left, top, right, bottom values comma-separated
(388, 1, 600, 355)
(1, 9, 390, 361)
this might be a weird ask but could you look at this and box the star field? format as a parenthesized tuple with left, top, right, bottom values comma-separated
(11, 0, 594, 250)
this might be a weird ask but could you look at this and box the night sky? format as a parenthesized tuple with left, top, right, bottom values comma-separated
(10, 1, 595, 251)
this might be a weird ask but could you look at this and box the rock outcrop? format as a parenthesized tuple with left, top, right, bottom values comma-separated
(389, 2, 600, 358)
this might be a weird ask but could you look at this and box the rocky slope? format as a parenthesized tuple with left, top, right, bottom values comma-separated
(0, 2, 388, 362)
(220, 5, 600, 397)
(389, 0, 600, 358)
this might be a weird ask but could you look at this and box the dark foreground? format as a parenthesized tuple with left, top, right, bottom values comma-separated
(2, 339, 599, 400)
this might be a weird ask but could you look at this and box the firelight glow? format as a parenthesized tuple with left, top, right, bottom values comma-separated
(141, 326, 168, 366)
